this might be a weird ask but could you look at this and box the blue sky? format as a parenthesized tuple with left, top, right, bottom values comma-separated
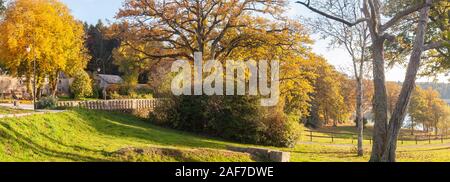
(59, 0, 443, 82)
(61, 0, 123, 24)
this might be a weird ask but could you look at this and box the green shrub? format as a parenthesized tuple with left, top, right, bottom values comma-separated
(204, 96, 266, 144)
(129, 90, 153, 99)
(36, 96, 58, 109)
(262, 113, 301, 147)
(135, 85, 154, 95)
(70, 71, 93, 99)
(150, 95, 300, 147)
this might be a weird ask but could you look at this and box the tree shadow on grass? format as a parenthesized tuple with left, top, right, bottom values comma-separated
(71, 109, 232, 150)
(40, 133, 111, 155)
(0, 123, 109, 161)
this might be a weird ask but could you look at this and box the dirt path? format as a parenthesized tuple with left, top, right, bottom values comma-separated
(0, 103, 34, 110)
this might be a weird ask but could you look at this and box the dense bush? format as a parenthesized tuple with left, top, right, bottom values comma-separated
(262, 113, 301, 147)
(109, 91, 153, 100)
(70, 71, 93, 99)
(107, 84, 154, 99)
(150, 95, 301, 147)
(135, 85, 154, 95)
(36, 96, 58, 109)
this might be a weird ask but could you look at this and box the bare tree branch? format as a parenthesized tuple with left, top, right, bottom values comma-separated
(423, 40, 450, 51)
(295, 0, 367, 27)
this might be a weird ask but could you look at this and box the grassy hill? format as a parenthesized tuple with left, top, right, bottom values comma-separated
(0, 109, 449, 162)
(0, 109, 257, 162)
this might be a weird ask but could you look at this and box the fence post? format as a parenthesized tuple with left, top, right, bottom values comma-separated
(351, 135, 354, 144)
(310, 131, 313, 142)
(441, 135, 444, 144)
(331, 134, 334, 143)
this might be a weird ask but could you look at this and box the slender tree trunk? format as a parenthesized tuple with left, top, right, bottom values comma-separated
(435, 119, 438, 136)
(26, 74, 33, 100)
(356, 39, 367, 157)
(356, 76, 364, 156)
(50, 71, 60, 97)
(369, 40, 389, 162)
(381, 1, 432, 162)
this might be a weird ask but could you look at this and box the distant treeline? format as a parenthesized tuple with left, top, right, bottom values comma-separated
(416, 82, 450, 99)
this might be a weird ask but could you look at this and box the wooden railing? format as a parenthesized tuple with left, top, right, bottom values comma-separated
(56, 99, 164, 111)
(305, 130, 450, 145)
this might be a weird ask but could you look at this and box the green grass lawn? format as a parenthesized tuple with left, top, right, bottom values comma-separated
(0, 109, 259, 162)
(0, 109, 448, 162)
(0, 106, 31, 115)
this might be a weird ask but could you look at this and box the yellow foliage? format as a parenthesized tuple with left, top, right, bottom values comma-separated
(0, 0, 89, 78)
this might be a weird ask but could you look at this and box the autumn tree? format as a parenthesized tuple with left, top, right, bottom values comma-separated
(297, 0, 450, 162)
(437, 107, 450, 135)
(409, 86, 449, 135)
(424, 87, 448, 135)
(114, 0, 289, 62)
(305, 58, 347, 128)
(114, 0, 320, 118)
(386, 82, 402, 116)
(221, 18, 318, 119)
(339, 74, 357, 124)
(408, 86, 428, 135)
(0, 0, 89, 97)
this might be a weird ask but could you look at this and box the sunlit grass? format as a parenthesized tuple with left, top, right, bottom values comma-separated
(0, 109, 254, 162)
(0, 109, 448, 162)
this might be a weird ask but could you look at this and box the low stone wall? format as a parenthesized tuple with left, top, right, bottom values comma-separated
(56, 99, 164, 111)
(228, 146, 290, 162)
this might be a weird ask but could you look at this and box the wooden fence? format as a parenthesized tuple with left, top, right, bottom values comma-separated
(56, 99, 164, 111)
(305, 130, 450, 145)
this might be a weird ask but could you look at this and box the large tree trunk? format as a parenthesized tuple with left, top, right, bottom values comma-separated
(381, 1, 431, 162)
(369, 40, 389, 162)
